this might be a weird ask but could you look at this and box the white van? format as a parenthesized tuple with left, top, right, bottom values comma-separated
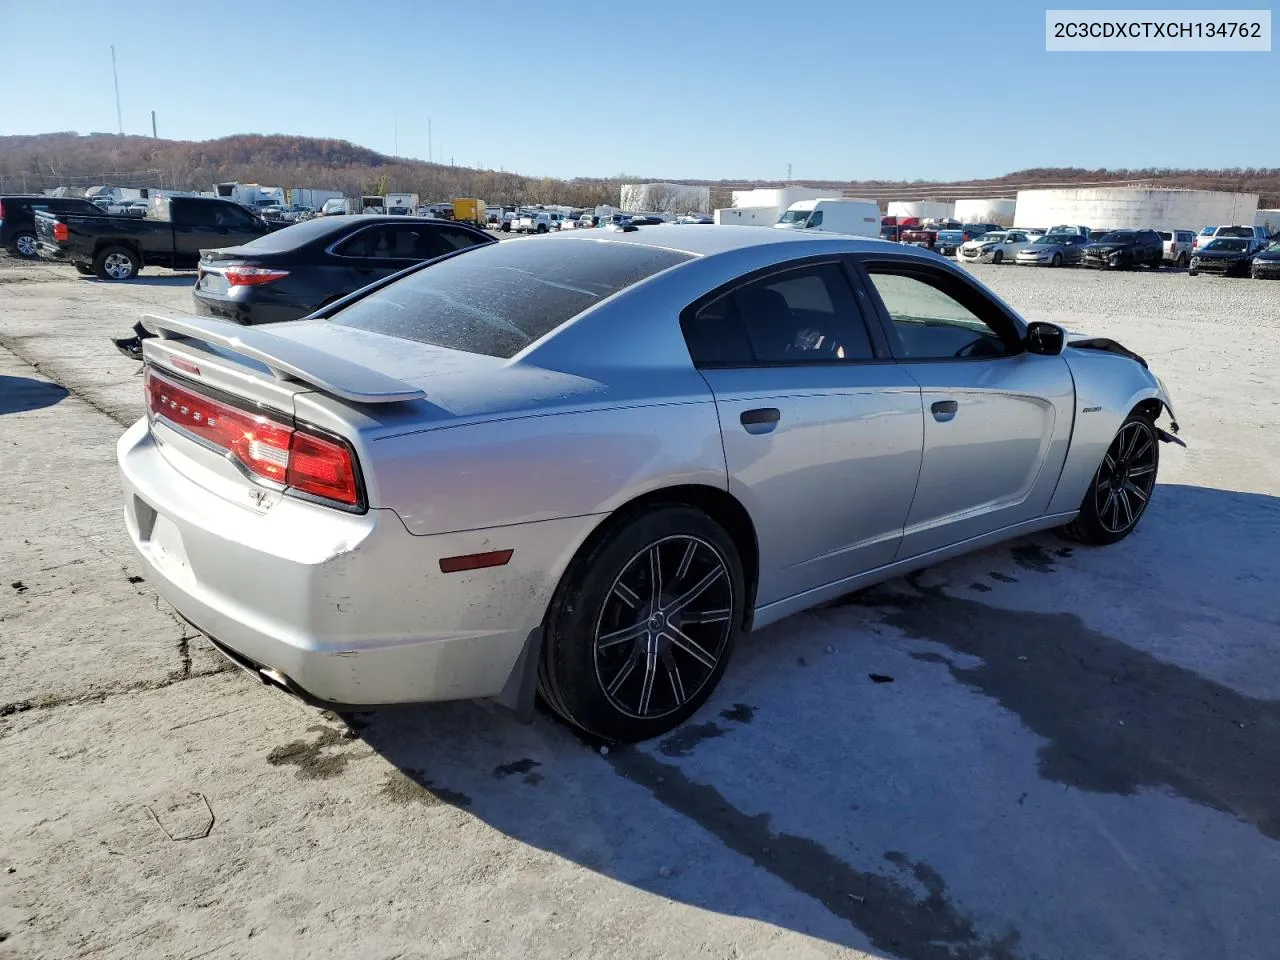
(774, 198, 880, 238)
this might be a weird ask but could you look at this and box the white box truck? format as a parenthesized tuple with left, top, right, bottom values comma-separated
(714, 206, 780, 226)
(384, 193, 420, 216)
(774, 199, 880, 237)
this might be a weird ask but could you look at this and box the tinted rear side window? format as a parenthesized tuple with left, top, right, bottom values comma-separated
(331, 238, 692, 358)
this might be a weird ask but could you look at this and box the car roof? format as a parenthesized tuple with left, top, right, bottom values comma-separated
(542, 224, 926, 260)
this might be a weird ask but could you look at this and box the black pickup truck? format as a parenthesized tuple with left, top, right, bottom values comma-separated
(35, 195, 275, 280)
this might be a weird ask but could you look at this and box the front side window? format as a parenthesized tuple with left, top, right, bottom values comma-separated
(682, 262, 874, 366)
(864, 268, 1012, 361)
(176, 200, 218, 227)
(215, 204, 257, 228)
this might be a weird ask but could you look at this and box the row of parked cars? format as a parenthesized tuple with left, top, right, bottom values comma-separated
(911, 220, 1278, 279)
(496, 209, 711, 234)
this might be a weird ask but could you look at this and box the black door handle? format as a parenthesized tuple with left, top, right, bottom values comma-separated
(741, 408, 780, 426)
(931, 400, 958, 422)
(740, 407, 780, 434)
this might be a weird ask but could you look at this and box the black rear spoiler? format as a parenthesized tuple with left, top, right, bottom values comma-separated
(139, 314, 425, 404)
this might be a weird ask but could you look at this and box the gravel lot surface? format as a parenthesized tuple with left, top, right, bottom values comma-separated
(1, 248, 1278, 960)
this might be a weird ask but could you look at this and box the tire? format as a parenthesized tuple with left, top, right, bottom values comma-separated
(537, 505, 746, 742)
(1051, 253, 1062, 267)
(536, 224, 548, 234)
(73, 263, 94, 276)
(1177, 252, 1189, 267)
(992, 250, 1003, 264)
(93, 245, 140, 281)
(11, 231, 38, 258)
(1061, 411, 1159, 546)
(1188, 268, 1198, 277)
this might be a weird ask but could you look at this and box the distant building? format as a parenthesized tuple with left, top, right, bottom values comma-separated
(620, 182, 710, 213)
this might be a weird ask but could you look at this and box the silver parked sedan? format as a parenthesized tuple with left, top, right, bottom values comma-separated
(120, 226, 1183, 741)
(1015, 232, 1091, 267)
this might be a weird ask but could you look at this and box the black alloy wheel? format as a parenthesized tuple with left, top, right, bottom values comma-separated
(538, 505, 745, 742)
(1062, 412, 1159, 545)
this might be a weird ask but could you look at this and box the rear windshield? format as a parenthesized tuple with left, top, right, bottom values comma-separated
(330, 238, 693, 358)
(229, 216, 360, 253)
(1217, 226, 1253, 238)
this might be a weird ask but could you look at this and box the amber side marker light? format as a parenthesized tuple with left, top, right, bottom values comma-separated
(439, 550, 514, 574)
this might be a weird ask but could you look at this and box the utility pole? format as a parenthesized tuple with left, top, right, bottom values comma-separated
(111, 45, 123, 134)
(151, 111, 157, 138)
(393, 106, 398, 156)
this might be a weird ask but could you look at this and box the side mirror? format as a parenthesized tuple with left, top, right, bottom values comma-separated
(1025, 321, 1066, 356)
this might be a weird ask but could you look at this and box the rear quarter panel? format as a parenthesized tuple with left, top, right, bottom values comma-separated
(1047, 347, 1171, 515)
(363, 396, 727, 536)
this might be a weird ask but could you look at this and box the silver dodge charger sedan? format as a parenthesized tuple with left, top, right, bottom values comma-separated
(119, 225, 1182, 742)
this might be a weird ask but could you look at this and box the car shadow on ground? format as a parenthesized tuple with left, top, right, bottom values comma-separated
(0, 374, 69, 414)
(338, 483, 1280, 960)
(78, 274, 196, 287)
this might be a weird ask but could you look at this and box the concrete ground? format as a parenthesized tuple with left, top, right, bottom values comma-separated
(1, 251, 1277, 960)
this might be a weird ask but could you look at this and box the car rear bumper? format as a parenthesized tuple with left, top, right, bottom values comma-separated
(191, 289, 306, 326)
(1192, 260, 1248, 275)
(36, 241, 70, 262)
(117, 418, 597, 707)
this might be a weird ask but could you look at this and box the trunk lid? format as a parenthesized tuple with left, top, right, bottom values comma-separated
(196, 246, 283, 296)
(136, 315, 519, 514)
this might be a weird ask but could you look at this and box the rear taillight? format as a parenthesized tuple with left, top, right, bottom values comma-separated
(52, 221, 69, 242)
(0, 199, 5, 217)
(287, 431, 360, 506)
(224, 266, 289, 286)
(145, 367, 361, 508)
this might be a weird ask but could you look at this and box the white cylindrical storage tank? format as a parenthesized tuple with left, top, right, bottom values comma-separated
(886, 200, 954, 220)
(954, 198, 1016, 225)
(731, 187, 835, 210)
(1014, 188, 1258, 232)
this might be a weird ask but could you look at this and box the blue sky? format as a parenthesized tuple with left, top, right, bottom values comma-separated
(3, 0, 1275, 181)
